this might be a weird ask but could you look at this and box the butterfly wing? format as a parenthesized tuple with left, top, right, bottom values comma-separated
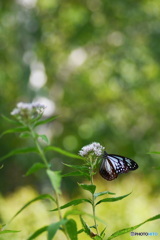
(99, 151, 138, 181)
(99, 157, 118, 181)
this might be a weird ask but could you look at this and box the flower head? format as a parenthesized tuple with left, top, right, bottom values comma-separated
(11, 102, 46, 121)
(79, 142, 105, 158)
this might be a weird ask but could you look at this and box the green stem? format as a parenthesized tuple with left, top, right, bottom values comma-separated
(55, 191, 62, 220)
(90, 160, 99, 236)
(28, 125, 70, 240)
(55, 191, 70, 240)
(29, 125, 49, 169)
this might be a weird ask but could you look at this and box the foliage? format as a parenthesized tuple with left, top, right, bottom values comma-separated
(1, 0, 160, 238)
(0, 106, 159, 239)
(1, 0, 160, 195)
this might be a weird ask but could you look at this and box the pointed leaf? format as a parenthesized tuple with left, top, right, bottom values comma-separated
(44, 146, 84, 160)
(78, 183, 96, 194)
(38, 134, 50, 144)
(65, 219, 78, 240)
(94, 191, 116, 199)
(100, 227, 106, 238)
(107, 214, 160, 240)
(9, 194, 55, 223)
(27, 226, 48, 240)
(77, 228, 84, 234)
(51, 198, 91, 211)
(62, 171, 90, 178)
(0, 147, 38, 162)
(25, 163, 46, 176)
(96, 193, 131, 206)
(30, 113, 43, 125)
(0, 126, 29, 137)
(94, 236, 103, 240)
(80, 216, 97, 238)
(1, 114, 19, 124)
(63, 164, 90, 178)
(46, 170, 62, 195)
(0, 230, 20, 234)
(34, 115, 59, 127)
(19, 132, 31, 138)
(148, 151, 160, 154)
(64, 209, 106, 224)
(64, 209, 86, 218)
(63, 163, 88, 170)
(47, 219, 67, 240)
(80, 216, 91, 236)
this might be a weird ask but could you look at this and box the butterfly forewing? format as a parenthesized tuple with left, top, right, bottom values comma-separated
(99, 151, 138, 181)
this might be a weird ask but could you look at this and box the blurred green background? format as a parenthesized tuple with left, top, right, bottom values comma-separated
(0, 0, 160, 239)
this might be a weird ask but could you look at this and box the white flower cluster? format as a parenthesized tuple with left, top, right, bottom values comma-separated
(11, 102, 46, 120)
(79, 142, 105, 157)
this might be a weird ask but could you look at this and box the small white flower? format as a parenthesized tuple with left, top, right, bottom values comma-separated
(10, 102, 46, 120)
(10, 108, 20, 116)
(17, 102, 32, 110)
(32, 102, 46, 109)
(79, 142, 105, 157)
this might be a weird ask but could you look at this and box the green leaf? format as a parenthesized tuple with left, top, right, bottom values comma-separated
(63, 163, 88, 170)
(1, 114, 19, 124)
(78, 183, 96, 194)
(64, 209, 106, 225)
(80, 216, 97, 238)
(63, 163, 90, 179)
(46, 170, 62, 195)
(94, 191, 116, 199)
(47, 219, 67, 240)
(34, 115, 59, 127)
(9, 194, 55, 223)
(62, 171, 90, 178)
(148, 151, 160, 154)
(107, 214, 160, 240)
(25, 163, 46, 176)
(93, 236, 103, 240)
(77, 228, 84, 234)
(44, 146, 84, 160)
(27, 226, 48, 240)
(0, 147, 38, 162)
(64, 209, 86, 218)
(51, 198, 91, 211)
(100, 227, 106, 238)
(65, 219, 78, 240)
(96, 192, 131, 206)
(38, 134, 50, 144)
(0, 126, 29, 137)
(19, 132, 31, 138)
(0, 230, 20, 234)
(80, 216, 91, 236)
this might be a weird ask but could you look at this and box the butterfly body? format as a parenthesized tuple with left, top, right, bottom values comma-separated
(99, 151, 138, 181)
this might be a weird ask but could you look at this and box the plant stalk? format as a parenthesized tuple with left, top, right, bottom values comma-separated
(54, 191, 62, 220)
(90, 160, 99, 236)
(29, 125, 49, 168)
(29, 125, 70, 240)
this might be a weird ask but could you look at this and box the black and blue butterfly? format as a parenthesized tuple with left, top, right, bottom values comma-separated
(99, 151, 138, 181)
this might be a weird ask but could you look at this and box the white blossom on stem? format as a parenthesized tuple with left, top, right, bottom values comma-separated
(11, 102, 46, 121)
(79, 142, 105, 157)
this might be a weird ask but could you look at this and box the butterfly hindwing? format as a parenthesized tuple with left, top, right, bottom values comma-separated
(99, 157, 118, 181)
(99, 151, 138, 181)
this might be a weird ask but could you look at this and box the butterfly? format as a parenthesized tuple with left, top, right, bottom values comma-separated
(99, 151, 138, 181)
